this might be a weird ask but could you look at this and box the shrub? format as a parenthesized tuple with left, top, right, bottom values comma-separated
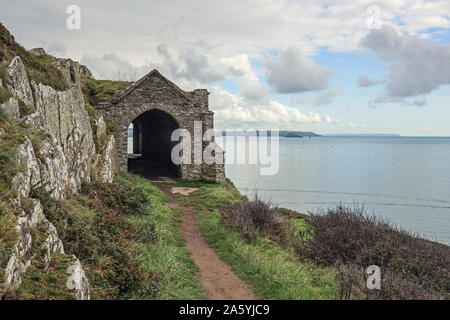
(298, 205, 450, 299)
(18, 98, 35, 118)
(0, 86, 12, 104)
(29, 181, 157, 300)
(224, 196, 289, 242)
(80, 179, 149, 216)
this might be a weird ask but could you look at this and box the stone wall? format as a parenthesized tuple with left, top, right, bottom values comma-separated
(97, 69, 225, 182)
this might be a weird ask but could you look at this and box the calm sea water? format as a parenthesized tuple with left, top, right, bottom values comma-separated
(223, 137, 450, 245)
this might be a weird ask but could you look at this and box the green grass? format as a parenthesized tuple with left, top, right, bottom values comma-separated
(167, 178, 247, 208)
(16, 254, 77, 300)
(81, 76, 131, 105)
(196, 209, 337, 299)
(167, 179, 337, 300)
(115, 173, 204, 299)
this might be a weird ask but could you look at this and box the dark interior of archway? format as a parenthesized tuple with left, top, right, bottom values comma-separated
(128, 109, 180, 179)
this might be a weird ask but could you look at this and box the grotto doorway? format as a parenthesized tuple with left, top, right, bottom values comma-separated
(127, 109, 181, 179)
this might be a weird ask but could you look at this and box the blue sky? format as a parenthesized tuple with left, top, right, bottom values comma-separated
(1, 0, 450, 135)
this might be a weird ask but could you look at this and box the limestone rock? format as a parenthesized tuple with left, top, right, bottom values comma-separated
(2, 197, 89, 300)
(63, 125, 92, 193)
(95, 135, 116, 183)
(3, 199, 63, 292)
(95, 116, 107, 139)
(0, 97, 20, 122)
(6, 56, 34, 107)
(54, 58, 93, 81)
(11, 137, 41, 198)
(28, 48, 46, 56)
(31, 81, 92, 146)
(42, 222, 65, 266)
(38, 135, 69, 200)
(67, 258, 90, 300)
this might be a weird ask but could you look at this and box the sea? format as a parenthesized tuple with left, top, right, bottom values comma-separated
(128, 135, 450, 245)
(224, 136, 450, 245)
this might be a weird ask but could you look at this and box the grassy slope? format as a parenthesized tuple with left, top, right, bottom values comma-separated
(169, 179, 338, 300)
(116, 174, 204, 300)
(20, 173, 204, 300)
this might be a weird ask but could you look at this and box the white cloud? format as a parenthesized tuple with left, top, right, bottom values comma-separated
(81, 45, 226, 86)
(266, 48, 332, 94)
(323, 115, 341, 124)
(357, 75, 382, 87)
(219, 54, 259, 85)
(80, 53, 149, 81)
(209, 86, 342, 129)
(4, 0, 450, 67)
(238, 82, 269, 104)
(314, 84, 344, 105)
(361, 25, 450, 98)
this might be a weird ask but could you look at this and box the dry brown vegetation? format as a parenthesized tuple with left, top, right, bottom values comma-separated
(222, 197, 450, 300)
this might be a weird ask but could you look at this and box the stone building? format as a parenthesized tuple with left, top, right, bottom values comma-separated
(97, 69, 225, 182)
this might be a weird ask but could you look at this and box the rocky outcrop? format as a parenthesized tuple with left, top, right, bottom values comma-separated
(66, 257, 90, 300)
(6, 56, 34, 107)
(28, 48, 46, 56)
(93, 135, 117, 183)
(11, 137, 41, 198)
(3, 197, 90, 300)
(55, 57, 94, 79)
(1, 54, 112, 300)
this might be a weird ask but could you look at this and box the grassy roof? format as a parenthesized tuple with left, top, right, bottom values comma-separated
(81, 76, 132, 106)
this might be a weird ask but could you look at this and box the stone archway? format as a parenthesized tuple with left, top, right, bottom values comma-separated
(127, 109, 180, 178)
(97, 69, 225, 182)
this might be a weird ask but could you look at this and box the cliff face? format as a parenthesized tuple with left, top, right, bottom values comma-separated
(0, 30, 116, 299)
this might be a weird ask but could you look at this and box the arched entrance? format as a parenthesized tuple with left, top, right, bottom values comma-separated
(127, 109, 180, 178)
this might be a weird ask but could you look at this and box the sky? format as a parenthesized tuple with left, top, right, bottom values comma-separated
(1, 0, 450, 136)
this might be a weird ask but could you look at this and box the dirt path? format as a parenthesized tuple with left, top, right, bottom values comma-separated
(153, 181, 258, 300)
